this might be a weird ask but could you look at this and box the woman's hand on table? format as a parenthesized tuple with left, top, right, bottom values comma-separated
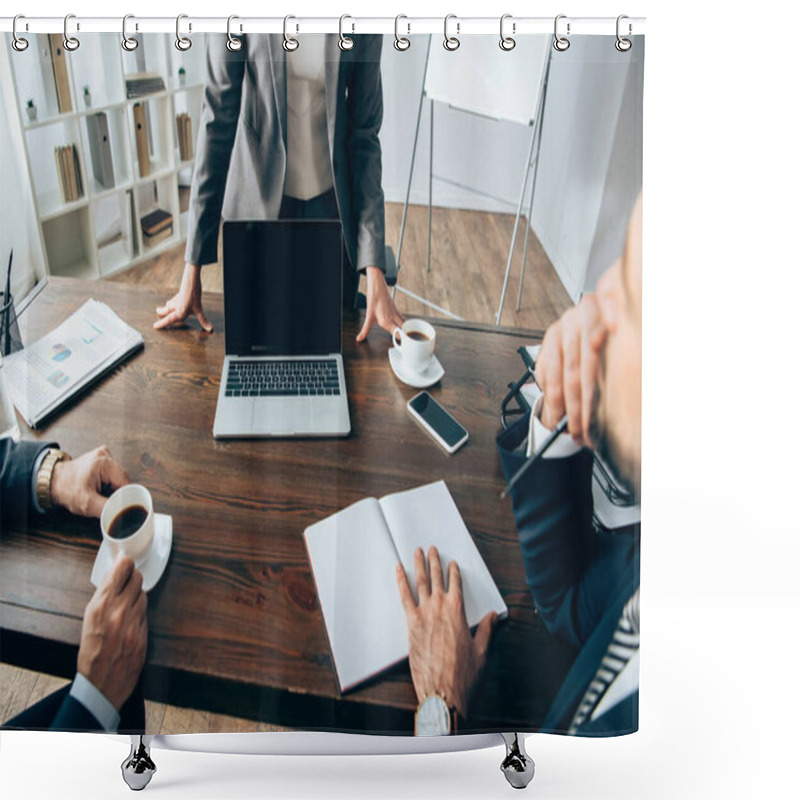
(154, 262, 213, 332)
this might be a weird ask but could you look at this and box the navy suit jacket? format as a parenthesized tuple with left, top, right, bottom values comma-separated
(497, 414, 639, 736)
(1, 438, 105, 732)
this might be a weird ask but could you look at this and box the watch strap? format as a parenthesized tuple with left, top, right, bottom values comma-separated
(36, 449, 71, 511)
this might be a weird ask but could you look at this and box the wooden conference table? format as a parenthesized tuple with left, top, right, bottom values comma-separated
(1, 278, 576, 733)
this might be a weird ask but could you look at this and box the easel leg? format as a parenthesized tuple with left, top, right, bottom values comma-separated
(500, 733, 535, 789)
(427, 98, 434, 273)
(495, 125, 538, 326)
(121, 735, 156, 791)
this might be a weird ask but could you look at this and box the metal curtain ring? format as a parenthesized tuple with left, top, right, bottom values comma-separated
(394, 15, 410, 51)
(283, 15, 299, 52)
(443, 14, 460, 51)
(339, 14, 355, 51)
(176, 14, 192, 51)
(64, 13, 80, 51)
(553, 14, 570, 51)
(615, 14, 632, 52)
(226, 15, 242, 52)
(500, 14, 516, 51)
(12, 15, 29, 52)
(122, 14, 138, 51)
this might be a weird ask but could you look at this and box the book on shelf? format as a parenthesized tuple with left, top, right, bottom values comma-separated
(176, 113, 193, 162)
(72, 146, 83, 198)
(54, 145, 83, 203)
(304, 480, 508, 693)
(48, 34, 73, 114)
(86, 112, 115, 190)
(3, 299, 144, 429)
(140, 208, 173, 247)
(54, 147, 67, 202)
(132, 103, 151, 178)
(125, 73, 166, 99)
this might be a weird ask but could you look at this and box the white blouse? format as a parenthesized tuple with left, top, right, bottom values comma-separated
(284, 36, 335, 201)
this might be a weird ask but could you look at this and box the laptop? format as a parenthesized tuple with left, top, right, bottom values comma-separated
(213, 220, 351, 438)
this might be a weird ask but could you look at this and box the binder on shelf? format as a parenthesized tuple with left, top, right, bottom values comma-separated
(87, 113, 115, 190)
(126, 190, 138, 257)
(48, 34, 73, 114)
(133, 103, 151, 178)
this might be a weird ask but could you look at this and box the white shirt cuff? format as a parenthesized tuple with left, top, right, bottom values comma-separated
(70, 673, 121, 731)
(527, 395, 582, 459)
(30, 448, 52, 514)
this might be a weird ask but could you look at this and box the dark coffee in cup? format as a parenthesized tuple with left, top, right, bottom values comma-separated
(108, 505, 149, 540)
(406, 331, 431, 342)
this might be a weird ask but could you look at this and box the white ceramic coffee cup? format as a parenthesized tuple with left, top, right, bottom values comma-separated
(100, 484, 155, 562)
(392, 319, 436, 373)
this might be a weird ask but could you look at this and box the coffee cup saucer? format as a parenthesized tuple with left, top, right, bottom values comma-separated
(91, 513, 173, 593)
(389, 348, 445, 388)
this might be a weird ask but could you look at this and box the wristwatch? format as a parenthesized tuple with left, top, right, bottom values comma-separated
(414, 693, 460, 736)
(36, 449, 71, 511)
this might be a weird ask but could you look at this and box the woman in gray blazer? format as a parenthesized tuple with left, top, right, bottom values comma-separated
(155, 33, 403, 341)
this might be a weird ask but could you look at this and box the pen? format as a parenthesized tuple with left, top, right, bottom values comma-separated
(500, 414, 569, 499)
(3, 250, 11, 356)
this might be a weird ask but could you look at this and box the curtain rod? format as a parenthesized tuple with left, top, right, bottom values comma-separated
(1, 16, 646, 37)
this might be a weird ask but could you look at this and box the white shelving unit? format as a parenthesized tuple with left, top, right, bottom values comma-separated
(5, 32, 207, 280)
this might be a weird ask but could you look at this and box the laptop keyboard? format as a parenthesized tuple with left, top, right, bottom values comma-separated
(225, 359, 341, 397)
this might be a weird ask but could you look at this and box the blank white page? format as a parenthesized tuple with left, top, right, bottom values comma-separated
(379, 481, 508, 628)
(424, 36, 549, 126)
(304, 498, 409, 693)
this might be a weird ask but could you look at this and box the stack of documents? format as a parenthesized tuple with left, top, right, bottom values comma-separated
(3, 299, 143, 428)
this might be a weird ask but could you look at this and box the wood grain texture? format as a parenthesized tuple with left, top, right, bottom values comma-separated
(1, 278, 576, 733)
(109, 202, 572, 332)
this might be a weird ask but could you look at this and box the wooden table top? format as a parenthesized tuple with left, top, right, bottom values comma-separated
(1, 277, 575, 733)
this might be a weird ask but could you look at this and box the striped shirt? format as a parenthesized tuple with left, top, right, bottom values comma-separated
(569, 588, 640, 733)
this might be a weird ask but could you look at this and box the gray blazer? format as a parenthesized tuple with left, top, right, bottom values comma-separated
(185, 34, 386, 274)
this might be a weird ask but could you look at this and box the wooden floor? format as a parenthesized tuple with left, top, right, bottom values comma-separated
(2, 203, 572, 734)
(110, 202, 572, 332)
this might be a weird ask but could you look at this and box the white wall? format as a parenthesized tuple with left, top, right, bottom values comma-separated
(379, 35, 643, 301)
(0, 36, 47, 300)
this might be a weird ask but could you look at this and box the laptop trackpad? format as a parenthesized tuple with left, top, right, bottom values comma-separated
(252, 398, 314, 435)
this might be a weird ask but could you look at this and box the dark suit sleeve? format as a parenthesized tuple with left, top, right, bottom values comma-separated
(0, 438, 53, 528)
(185, 34, 247, 267)
(49, 693, 105, 732)
(3, 683, 103, 732)
(346, 35, 386, 272)
(497, 416, 635, 649)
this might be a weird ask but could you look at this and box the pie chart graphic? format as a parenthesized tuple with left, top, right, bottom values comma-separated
(50, 343, 72, 362)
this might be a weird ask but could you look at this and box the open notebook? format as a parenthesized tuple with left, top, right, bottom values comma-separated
(304, 480, 508, 693)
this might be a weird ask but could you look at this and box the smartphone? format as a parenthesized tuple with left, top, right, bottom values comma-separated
(407, 391, 469, 454)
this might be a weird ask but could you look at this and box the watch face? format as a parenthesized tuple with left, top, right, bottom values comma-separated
(415, 694, 451, 737)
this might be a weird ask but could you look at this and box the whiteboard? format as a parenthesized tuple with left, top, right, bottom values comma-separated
(424, 35, 550, 126)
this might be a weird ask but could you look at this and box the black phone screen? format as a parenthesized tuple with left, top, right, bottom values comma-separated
(409, 393, 467, 447)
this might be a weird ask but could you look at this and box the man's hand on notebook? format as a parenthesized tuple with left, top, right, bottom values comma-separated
(396, 546, 497, 720)
(356, 266, 405, 342)
(154, 263, 213, 332)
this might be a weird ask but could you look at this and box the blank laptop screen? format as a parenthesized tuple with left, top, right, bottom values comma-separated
(223, 220, 343, 357)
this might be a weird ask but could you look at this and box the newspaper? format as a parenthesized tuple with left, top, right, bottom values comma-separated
(4, 299, 143, 428)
